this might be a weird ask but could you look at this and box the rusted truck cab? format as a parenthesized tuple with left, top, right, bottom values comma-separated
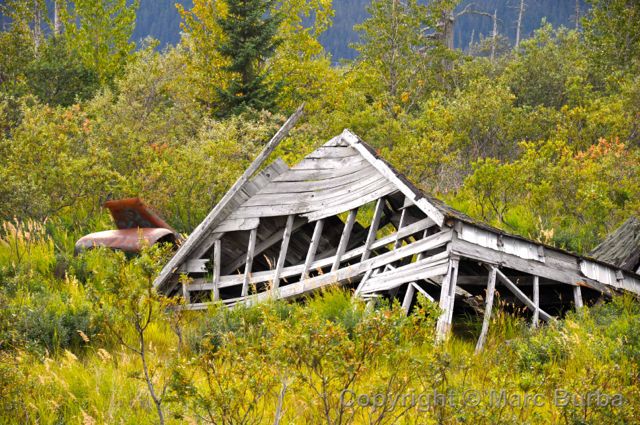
(75, 198, 181, 254)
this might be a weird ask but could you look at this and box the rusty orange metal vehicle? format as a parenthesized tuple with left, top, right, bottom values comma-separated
(75, 198, 182, 254)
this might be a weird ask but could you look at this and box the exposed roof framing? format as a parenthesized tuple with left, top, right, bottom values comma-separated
(155, 125, 640, 342)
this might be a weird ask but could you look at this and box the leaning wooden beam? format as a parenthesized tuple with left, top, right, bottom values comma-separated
(301, 219, 324, 280)
(411, 282, 435, 302)
(573, 285, 584, 310)
(475, 267, 497, 353)
(154, 104, 305, 290)
(393, 208, 408, 249)
(361, 198, 385, 262)
(436, 256, 459, 341)
(331, 209, 358, 272)
(212, 239, 221, 301)
(354, 268, 374, 297)
(401, 282, 416, 315)
(241, 227, 259, 297)
(272, 215, 295, 290)
(494, 268, 552, 321)
(532, 275, 539, 327)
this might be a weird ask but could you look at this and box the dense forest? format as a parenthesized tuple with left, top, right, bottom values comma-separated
(0, 0, 639, 423)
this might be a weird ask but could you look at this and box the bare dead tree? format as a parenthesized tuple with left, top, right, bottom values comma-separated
(515, 0, 526, 49)
(468, 9, 500, 62)
(491, 9, 498, 61)
(575, 0, 581, 29)
(54, 0, 61, 36)
(32, 0, 42, 53)
(469, 28, 475, 51)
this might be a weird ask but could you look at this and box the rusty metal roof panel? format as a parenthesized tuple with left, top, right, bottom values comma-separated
(104, 198, 175, 231)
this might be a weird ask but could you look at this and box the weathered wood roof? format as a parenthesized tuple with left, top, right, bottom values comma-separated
(155, 126, 640, 306)
(590, 216, 640, 273)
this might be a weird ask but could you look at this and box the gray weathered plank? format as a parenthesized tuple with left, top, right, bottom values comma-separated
(241, 227, 259, 297)
(272, 215, 295, 290)
(411, 282, 435, 302)
(241, 174, 387, 207)
(361, 197, 385, 262)
(303, 185, 398, 221)
(259, 167, 377, 194)
(291, 155, 368, 170)
(229, 180, 395, 219)
(436, 256, 459, 341)
(475, 267, 497, 353)
(213, 218, 260, 232)
(451, 237, 611, 295)
(301, 219, 325, 280)
(305, 146, 360, 159)
(212, 239, 221, 301)
(332, 209, 358, 271)
(272, 163, 373, 182)
(532, 275, 540, 327)
(402, 283, 416, 315)
(573, 285, 583, 310)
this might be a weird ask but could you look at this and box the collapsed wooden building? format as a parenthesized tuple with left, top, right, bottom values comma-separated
(154, 110, 640, 343)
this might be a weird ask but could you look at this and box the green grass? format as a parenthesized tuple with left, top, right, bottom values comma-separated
(1, 227, 640, 424)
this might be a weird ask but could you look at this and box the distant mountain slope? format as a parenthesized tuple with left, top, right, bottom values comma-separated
(0, 0, 587, 61)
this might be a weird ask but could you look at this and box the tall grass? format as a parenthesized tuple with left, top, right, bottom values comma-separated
(1, 225, 639, 423)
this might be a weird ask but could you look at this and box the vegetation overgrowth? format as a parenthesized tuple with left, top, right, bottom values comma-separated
(1, 0, 639, 423)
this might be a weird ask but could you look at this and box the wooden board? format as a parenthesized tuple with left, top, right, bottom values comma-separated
(228, 181, 396, 219)
(241, 174, 387, 207)
(258, 167, 377, 194)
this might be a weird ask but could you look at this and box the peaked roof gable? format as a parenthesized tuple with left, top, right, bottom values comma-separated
(154, 128, 448, 290)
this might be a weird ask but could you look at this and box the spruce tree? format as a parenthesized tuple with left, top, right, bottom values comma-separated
(215, 0, 281, 116)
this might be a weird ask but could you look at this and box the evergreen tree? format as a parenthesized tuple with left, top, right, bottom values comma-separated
(215, 0, 281, 116)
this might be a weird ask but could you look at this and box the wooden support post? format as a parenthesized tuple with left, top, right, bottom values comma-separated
(532, 275, 539, 328)
(361, 198, 384, 262)
(212, 239, 221, 301)
(573, 285, 583, 310)
(475, 267, 497, 353)
(273, 215, 295, 290)
(332, 209, 358, 272)
(241, 227, 258, 297)
(181, 280, 190, 304)
(401, 282, 416, 315)
(436, 255, 459, 341)
(302, 219, 324, 280)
